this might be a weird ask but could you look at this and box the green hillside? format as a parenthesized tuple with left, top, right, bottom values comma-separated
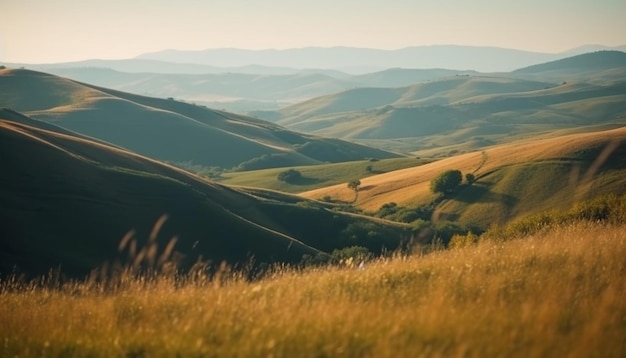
(0, 111, 409, 278)
(278, 76, 552, 124)
(0, 68, 398, 170)
(442, 139, 626, 227)
(278, 80, 626, 155)
(258, 52, 626, 155)
(217, 157, 432, 193)
(300, 126, 626, 230)
(30, 65, 478, 112)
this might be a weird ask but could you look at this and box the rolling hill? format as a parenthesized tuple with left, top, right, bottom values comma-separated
(299, 126, 626, 228)
(512, 50, 626, 83)
(269, 51, 626, 155)
(0, 109, 409, 277)
(216, 157, 432, 193)
(7, 49, 624, 115)
(276, 76, 554, 124)
(20, 66, 477, 112)
(0, 68, 398, 170)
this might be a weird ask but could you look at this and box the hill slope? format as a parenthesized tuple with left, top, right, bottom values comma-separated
(23, 66, 478, 113)
(299, 127, 626, 227)
(0, 68, 398, 169)
(261, 51, 626, 155)
(0, 111, 408, 277)
(512, 50, 626, 83)
(277, 76, 553, 124)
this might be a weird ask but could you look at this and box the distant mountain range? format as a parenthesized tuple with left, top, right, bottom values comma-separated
(135, 45, 626, 73)
(4, 46, 624, 113)
(6, 45, 626, 75)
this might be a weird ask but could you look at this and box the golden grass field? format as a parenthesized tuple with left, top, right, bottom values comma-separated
(1, 221, 624, 357)
(300, 126, 626, 212)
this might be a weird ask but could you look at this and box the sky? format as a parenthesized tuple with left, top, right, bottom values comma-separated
(2, 0, 626, 63)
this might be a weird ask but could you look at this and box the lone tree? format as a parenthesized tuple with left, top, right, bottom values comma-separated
(347, 179, 361, 202)
(430, 169, 462, 196)
(277, 168, 302, 183)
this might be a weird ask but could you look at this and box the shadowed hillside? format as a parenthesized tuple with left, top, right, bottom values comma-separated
(0, 68, 398, 169)
(0, 110, 409, 277)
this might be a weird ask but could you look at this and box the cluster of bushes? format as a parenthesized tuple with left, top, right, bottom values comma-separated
(481, 194, 626, 241)
(375, 194, 626, 251)
(301, 246, 372, 267)
(374, 202, 437, 223)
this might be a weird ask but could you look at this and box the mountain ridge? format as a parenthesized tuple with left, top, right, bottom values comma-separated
(135, 45, 626, 73)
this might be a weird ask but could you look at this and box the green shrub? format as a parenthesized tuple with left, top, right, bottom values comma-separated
(330, 246, 372, 263)
(481, 194, 626, 241)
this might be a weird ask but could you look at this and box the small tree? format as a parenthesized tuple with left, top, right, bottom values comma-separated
(347, 179, 361, 202)
(277, 168, 302, 183)
(430, 170, 462, 195)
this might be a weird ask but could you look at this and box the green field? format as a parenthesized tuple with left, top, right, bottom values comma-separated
(217, 157, 430, 193)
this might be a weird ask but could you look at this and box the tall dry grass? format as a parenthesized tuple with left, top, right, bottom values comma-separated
(1, 222, 624, 357)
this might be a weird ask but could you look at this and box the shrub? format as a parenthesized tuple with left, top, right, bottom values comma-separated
(330, 246, 372, 264)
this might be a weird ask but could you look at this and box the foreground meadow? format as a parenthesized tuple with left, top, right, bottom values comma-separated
(1, 222, 625, 357)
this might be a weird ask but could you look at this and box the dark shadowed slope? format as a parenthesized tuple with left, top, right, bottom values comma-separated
(0, 68, 398, 169)
(0, 111, 408, 277)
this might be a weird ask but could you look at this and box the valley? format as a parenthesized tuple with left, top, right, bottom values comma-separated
(1, 47, 625, 279)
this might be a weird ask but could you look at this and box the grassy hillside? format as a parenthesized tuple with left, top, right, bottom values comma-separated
(27, 66, 477, 113)
(265, 52, 626, 155)
(1, 220, 624, 357)
(0, 112, 409, 278)
(217, 157, 431, 193)
(0, 68, 398, 169)
(279, 80, 626, 154)
(278, 76, 552, 124)
(512, 50, 626, 83)
(300, 126, 626, 228)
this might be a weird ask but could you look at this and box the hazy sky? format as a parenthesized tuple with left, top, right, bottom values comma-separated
(2, 0, 625, 63)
